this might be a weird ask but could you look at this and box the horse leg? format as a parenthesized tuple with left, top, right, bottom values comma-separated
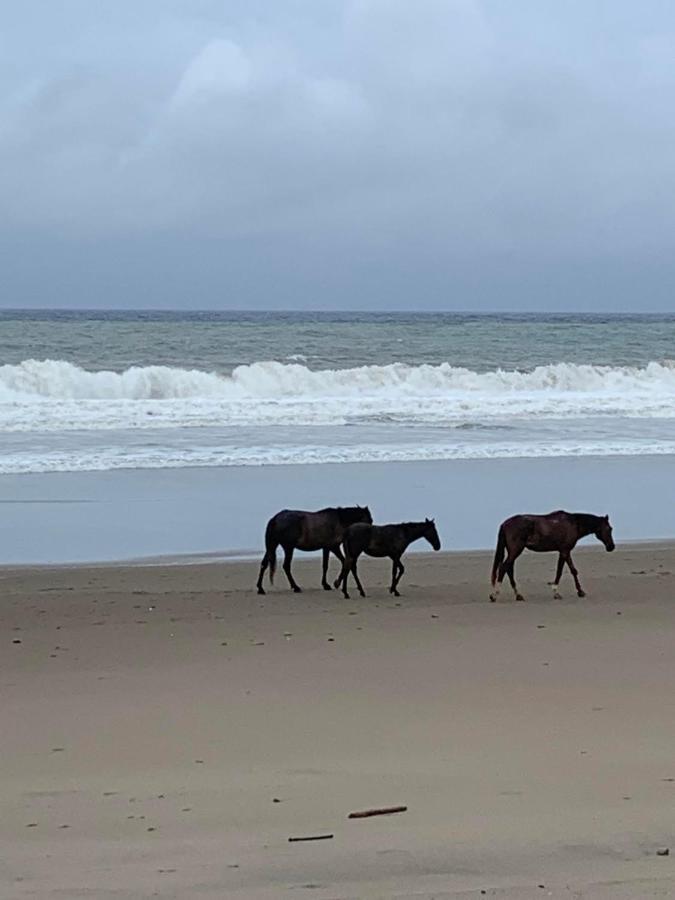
(390, 558, 404, 596)
(396, 560, 405, 594)
(507, 559, 525, 601)
(565, 552, 585, 597)
(321, 548, 332, 590)
(351, 554, 366, 598)
(282, 546, 302, 593)
(497, 550, 524, 601)
(491, 543, 520, 601)
(389, 559, 398, 594)
(256, 552, 269, 595)
(339, 554, 352, 599)
(329, 545, 344, 589)
(548, 553, 565, 599)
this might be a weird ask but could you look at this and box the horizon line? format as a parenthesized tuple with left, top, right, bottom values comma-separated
(1, 307, 672, 316)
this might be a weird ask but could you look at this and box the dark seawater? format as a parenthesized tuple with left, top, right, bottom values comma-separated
(2, 309, 675, 371)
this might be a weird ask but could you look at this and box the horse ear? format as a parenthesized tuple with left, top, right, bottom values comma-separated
(604, 514, 609, 521)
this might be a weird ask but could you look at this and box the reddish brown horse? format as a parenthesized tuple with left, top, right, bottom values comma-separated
(257, 505, 372, 595)
(490, 510, 615, 602)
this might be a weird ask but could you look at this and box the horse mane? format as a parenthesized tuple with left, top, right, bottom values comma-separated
(548, 511, 603, 531)
(572, 512, 603, 531)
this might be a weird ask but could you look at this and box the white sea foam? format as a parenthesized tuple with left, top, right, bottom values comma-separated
(1, 358, 675, 434)
(2, 438, 675, 475)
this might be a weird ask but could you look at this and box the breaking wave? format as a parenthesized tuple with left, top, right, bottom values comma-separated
(1, 358, 675, 433)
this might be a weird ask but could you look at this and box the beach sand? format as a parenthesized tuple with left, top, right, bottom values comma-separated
(1, 545, 674, 898)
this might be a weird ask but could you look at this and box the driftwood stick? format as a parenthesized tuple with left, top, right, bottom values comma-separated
(288, 834, 334, 842)
(348, 805, 408, 819)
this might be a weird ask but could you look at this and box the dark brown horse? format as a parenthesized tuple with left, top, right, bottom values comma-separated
(490, 510, 615, 602)
(336, 519, 441, 599)
(257, 505, 373, 595)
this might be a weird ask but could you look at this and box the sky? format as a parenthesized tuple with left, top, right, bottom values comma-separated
(2, 0, 675, 311)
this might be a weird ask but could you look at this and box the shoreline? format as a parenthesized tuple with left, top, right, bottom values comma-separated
(0, 538, 674, 574)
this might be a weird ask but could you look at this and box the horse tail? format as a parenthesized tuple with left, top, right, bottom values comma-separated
(491, 524, 506, 586)
(265, 520, 277, 585)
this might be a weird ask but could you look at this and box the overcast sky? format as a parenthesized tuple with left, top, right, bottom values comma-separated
(2, 0, 675, 311)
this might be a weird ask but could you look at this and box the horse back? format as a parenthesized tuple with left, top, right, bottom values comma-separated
(502, 511, 577, 551)
(273, 508, 349, 550)
(344, 522, 405, 557)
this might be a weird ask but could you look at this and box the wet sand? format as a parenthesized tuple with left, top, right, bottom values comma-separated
(1, 545, 674, 898)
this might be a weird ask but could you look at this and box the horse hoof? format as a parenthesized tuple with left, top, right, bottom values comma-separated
(343, 593, 350, 600)
(516, 594, 525, 602)
(359, 591, 366, 598)
(322, 583, 332, 591)
(293, 587, 302, 594)
(257, 588, 266, 596)
(393, 590, 400, 597)
(577, 589, 586, 598)
(552, 591, 562, 600)
(333, 579, 341, 589)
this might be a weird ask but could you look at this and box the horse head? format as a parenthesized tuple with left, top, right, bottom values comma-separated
(595, 514, 615, 552)
(424, 517, 441, 551)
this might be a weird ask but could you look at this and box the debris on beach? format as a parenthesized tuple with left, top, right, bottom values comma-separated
(348, 805, 407, 819)
(288, 834, 334, 842)
(656, 847, 670, 856)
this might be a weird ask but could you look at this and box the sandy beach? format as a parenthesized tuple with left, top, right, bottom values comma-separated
(2, 544, 674, 899)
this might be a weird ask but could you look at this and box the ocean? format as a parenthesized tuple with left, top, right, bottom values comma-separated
(2, 310, 675, 476)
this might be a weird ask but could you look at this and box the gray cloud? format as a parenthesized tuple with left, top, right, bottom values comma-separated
(2, 1, 675, 309)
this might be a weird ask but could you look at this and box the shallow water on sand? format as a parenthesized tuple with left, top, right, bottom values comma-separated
(2, 455, 674, 564)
